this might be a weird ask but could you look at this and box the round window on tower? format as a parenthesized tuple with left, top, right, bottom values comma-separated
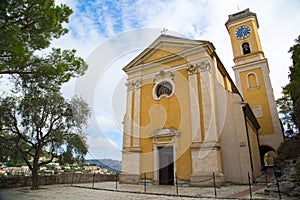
(153, 80, 174, 100)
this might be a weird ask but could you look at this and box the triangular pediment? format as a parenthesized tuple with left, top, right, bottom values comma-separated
(123, 35, 211, 72)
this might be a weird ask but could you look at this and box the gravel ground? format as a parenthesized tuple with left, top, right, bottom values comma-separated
(0, 185, 217, 200)
(0, 182, 286, 200)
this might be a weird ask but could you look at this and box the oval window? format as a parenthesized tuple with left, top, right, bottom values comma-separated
(155, 81, 173, 98)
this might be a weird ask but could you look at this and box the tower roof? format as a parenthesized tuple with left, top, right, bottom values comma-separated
(225, 8, 259, 29)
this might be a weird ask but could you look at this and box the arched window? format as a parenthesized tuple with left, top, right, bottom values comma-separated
(246, 72, 259, 90)
(242, 42, 251, 55)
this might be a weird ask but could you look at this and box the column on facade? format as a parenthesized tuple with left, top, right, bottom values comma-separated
(199, 61, 218, 143)
(132, 79, 141, 148)
(190, 60, 224, 185)
(123, 81, 133, 148)
(187, 64, 202, 144)
(120, 79, 141, 184)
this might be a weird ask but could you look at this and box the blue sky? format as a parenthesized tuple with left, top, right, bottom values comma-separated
(70, 0, 134, 37)
(52, 0, 300, 160)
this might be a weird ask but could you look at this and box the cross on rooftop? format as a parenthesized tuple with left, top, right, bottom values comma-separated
(161, 28, 168, 34)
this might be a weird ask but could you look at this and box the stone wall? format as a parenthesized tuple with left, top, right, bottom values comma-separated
(266, 159, 300, 197)
(0, 173, 116, 189)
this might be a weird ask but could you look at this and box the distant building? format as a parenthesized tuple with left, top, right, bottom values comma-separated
(83, 165, 98, 172)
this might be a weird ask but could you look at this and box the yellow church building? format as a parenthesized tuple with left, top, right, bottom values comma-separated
(120, 8, 283, 185)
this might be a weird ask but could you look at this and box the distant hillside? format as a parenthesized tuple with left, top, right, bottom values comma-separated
(85, 159, 121, 173)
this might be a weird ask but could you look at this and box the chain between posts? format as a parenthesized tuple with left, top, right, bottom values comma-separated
(68, 171, 288, 200)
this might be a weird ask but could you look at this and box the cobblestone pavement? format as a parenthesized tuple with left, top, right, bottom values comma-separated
(0, 182, 287, 200)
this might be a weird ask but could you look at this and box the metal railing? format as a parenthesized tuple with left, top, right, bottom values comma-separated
(69, 170, 284, 199)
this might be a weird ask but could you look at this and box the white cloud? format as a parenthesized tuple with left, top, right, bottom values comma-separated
(145, 1, 207, 35)
(86, 135, 121, 160)
(95, 114, 122, 133)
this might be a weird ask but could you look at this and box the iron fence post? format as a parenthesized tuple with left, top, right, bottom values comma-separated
(71, 171, 74, 186)
(265, 169, 268, 184)
(115, 173, 118, 190)
(92, 171, 96, 188)
(175, 173, 178, 195)
(144, 172, 147, 193)
(248, 171, 252, 200)
(275, 172, 282, 199)
(213, 172, 217, 197)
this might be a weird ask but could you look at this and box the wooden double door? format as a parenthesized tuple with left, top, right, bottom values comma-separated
(158, 146, 174, 185)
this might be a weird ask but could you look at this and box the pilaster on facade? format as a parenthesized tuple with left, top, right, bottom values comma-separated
(123, 81, 134, 148)
(187, 64, 202, 144)
(190, 143, 224, 186)
(120, 79, 142, 184)
(120, 150, 141, 184)
(199, 60, 218, 143)
(124, 79, 142, 150)
(133, 79, 141, 148)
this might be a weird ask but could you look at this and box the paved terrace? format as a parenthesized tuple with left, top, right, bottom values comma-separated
(0, 181, 291, 200)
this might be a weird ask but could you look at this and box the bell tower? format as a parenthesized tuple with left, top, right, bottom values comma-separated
(225, 9, 284, 155)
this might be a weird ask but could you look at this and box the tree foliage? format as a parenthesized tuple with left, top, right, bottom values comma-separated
(276, 89, 296, 137)
(0, 0, 87, 91)
(0, 91, 90, 189)
(0, 131, 31, 166)
(287, 35, 300, 129)
(277, 35, 300, 135)
(0, 0, 91, 190)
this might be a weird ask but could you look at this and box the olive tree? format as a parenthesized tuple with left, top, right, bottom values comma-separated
(0, 91, 90, 189)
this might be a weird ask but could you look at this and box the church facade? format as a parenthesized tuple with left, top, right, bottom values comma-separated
(119, 9, 283, 185)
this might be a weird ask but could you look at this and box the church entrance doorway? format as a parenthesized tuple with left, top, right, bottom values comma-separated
(159, 146, 174, 185)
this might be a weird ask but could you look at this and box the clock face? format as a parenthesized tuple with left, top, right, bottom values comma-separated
(235, 26, 251, 39)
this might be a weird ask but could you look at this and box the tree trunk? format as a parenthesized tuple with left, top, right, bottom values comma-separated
(31, 159, 39, 190)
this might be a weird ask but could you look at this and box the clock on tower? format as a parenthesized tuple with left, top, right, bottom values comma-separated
(235, 25, 251, 39)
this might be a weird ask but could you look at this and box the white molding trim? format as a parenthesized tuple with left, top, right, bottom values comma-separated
(126, 57, 212, 84)
(227, 17, 256, 29)
(126, 46, 210, 75)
